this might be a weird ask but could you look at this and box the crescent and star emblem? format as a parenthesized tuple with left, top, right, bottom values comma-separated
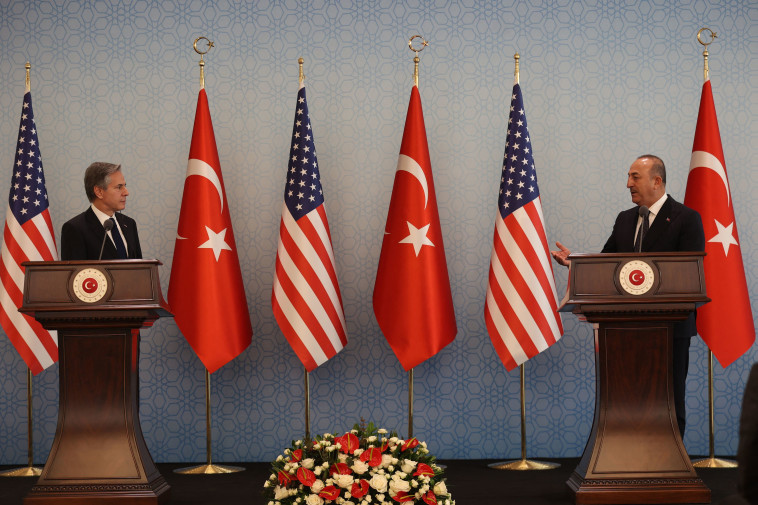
(176, 158, 232, 262)
(83, 279, 97, 293)
(393, 154, 435, 256)
(689, 150, 740, 257)
(629, 270, 644, 286)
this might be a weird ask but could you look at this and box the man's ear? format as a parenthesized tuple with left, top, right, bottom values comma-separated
(93, 186, 103, 200)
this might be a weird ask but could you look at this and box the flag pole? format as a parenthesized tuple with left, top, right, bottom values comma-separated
(489, 363, 559, 470)
(488, 54, 559, 472)
(692, 350, 736, 468)
(404, 36, 428, 440)
(0, 368, 42, 477)
(688, 28, 735, 470)
(174, 39, 243, 475)
(296, 57, 313, 444)
(1, 64, 43, 479)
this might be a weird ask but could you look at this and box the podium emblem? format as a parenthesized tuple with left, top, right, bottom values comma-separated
(72, 268, 108, 303)
(619, 260, 654, 295)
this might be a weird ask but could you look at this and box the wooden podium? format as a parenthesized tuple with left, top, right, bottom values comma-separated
(20, 260, 171, 505)
(561, 253, 711, 504)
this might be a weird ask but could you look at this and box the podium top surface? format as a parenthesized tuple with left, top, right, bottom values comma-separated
(560, 252, 708, 314)
(20, 260, 171, 317)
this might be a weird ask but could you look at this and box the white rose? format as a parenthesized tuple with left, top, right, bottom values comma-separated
(302, 458, 315, 469)
(274, 486, 289, 499)
(354, 448, 364, 457)
(351, 460, 369, 475)
(367, 436, 377, 442)
(314, 467, 322, 476)
(369, 474, 388, 493)
(334, 474, 354, 489)
(389, 476, 411, 494)
(434, 481, 448, 495)
(305, 494, 324, 505)
(338, 453, 348, 463)
(377, 429, 388, 434)
(380, 454, 393, 467)
(400, 460, 417, 473)
(311, 479, 325, 493)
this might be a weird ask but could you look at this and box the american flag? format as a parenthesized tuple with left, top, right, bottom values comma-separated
(272, 85, 347, 371)
(0, 89, 58, 374)
(484, 82, 562, 371)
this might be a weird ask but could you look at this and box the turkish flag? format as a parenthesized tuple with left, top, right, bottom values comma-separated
(373, 86, 457, 370)
(684, 79, 754, 368)
(167, 89, 252, 373)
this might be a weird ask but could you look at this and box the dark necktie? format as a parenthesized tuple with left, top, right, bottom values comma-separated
(109, 217, 128, 259)
(634, 212, 650, 253)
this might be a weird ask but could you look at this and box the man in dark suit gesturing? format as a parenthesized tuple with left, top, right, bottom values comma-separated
(61, 162, 142, 261)
(551, 155, 705, 437)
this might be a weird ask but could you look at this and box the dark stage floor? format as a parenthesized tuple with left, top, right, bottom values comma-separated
(0, 458, 742, 505)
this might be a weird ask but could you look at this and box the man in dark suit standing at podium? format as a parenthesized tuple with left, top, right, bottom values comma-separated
(551, 155, 705, 437)
(61, 162, 142, 261)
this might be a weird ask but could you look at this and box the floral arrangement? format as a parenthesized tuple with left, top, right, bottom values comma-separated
(263, 421, 454, 505)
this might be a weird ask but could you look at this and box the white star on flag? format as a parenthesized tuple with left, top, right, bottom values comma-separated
(708, 219, 739, 256)
(198, 226, 232, 260)
(399, 221, 434, 256)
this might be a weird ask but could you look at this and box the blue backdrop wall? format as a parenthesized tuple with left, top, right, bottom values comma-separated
(0, 0, 756, 464)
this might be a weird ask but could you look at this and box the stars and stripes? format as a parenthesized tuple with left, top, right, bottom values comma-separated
(0, 90, 58, 374)
(484, 83, 563, 371)
(272, 85, 347, 371)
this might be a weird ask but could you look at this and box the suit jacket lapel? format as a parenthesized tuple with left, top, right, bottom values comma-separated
(642, 196, 674, 250)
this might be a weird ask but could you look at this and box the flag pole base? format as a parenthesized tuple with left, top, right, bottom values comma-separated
(691, 456, 737, 468)
(488, 458, 560, 471)
(0, 465, 42, 477)
(173, 463, 245, 474)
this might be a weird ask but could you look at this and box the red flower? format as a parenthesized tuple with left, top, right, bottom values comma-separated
(359, 447, 383, 467)
(277, 470, 294, 486)
(290, 448, 303, 462)
(296, 467, 316, 486)
(401, 437, 419, 451)
(319, 485, 340, 500)
(414, 463, 434, 477)
(392, 491, 416, 502)
(350, 479, 370, 499)
(341, 432, 360, 453)
(329, 462, 351, 475)
(422, 490, 438, 505)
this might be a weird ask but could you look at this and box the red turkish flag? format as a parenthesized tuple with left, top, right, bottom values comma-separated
(167, 89, 252, 373)
(684, 79, 754, 367)
(373, 86, 457, 370)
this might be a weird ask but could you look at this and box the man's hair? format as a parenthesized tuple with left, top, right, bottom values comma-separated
(84, 162, 121, 202)
(636, 154, 666, 185)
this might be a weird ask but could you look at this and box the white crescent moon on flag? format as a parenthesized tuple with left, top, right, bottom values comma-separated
(186, 158, 224, 212)
(689, 151, 730, 207)
(396, 154, 429, 209)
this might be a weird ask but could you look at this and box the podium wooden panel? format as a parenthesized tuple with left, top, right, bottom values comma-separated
(561, 253, 711, 504)
(20, 260, 171, 505)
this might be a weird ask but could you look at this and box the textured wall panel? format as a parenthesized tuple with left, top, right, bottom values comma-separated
(0, 0, 755, 464)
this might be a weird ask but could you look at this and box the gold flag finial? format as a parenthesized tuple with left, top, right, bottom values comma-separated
(408, 35, 428, 88)
(514, 53, 520, 84)
(697, 28, 717, 82)
(25, 62, 30, 93)
(193, 36, 215, 89)
(298, 57, 304, 85)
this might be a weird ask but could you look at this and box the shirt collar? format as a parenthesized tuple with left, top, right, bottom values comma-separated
(90, 203, 116, 227)
(647, 193, 668, 217)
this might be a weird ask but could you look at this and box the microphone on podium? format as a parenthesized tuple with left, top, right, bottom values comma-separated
(98, 219, 114, 260)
